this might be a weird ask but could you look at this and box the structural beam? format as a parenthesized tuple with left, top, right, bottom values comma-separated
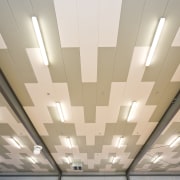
(126, 91, 180, 177)
(0, 70, 62, 176)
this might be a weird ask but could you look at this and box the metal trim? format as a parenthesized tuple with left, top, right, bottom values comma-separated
(126, 91, 180, 176)
(0, 70, 62, 176)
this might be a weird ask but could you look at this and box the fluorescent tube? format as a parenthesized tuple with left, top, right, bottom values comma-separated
(153, 156, 162, 164)
(169, 136, 180, 148)
(27, 156, 37, 164)
(127, 101, 137, 122)
(151, 154, 162, 164)
(116, 137, 124, 148)
(66, 137, 72, 149)
(56, 102, 65, 122)
(10, 137, 23, 149)
(32, 16, 49, 66)
(146, 18, 165, 66)
(66, 156, 72, 164)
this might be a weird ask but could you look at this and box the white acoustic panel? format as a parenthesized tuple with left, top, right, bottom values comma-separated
(0, 34, 7, 49)
(99, 0, 122, 46)
(53, 0, 79, 47)
(54, 0, 122, 82)
(78, 0, 98, 82)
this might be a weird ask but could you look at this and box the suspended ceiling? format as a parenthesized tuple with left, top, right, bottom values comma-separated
(0, 0, 180, 175)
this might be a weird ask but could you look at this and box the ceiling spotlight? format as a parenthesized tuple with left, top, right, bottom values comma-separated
(27, 156, 37, 164)
(33, 145, 43, 155)
(32, 16, 49, 66)
(56, 102, 65, 122)
(146, 18, 165, 67)
(169, 136, 180, 148)
(10, 137, 23, 149)
(65, 137, 73, 149)
(127, 101, 137, 122)
(116, 137, 124, 148)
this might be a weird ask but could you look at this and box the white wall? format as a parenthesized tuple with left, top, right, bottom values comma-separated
(0, 175, 180, 180)
(0, 176, 59, 180)
(130, 176, 180, 180)
(62, 176, 126, 180)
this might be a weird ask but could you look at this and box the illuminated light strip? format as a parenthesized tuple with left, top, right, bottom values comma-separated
(27, 156, 37, 164)
(56, 102, 65, 122)
(66, 137, 72, 149)
(32, 16, 49, 66)
(146, 18, 165, 67)
(116, 137, 124, 148)
(10, 137, 23, 149)
(169, 136, 180, 148)
(127, 101, 137, 122)
(66, 156, 72, 164)
(111, 156, 118, 164)
(151, 155, 162, 164)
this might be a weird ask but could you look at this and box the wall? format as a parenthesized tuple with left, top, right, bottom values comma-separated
(0, 176, 59, 180)
(130, 176, 180, 180)
(0, 175, 180, 180)
(62, 176, 126, 180)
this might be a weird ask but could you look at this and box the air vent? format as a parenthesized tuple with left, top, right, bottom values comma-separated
(72, 162, 82, 171)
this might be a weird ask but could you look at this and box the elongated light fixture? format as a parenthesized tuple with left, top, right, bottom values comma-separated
(146, 18, 165, 66)
(27, 156, 37, 164)
(32, 16, 49, 66)
(127, 101, 137, 122)
(10, 137, 23, 149)
(169, 136, 180, 148)
(111, 156, 118, 164)
(66, 156, 72, 164)
(66, 137, 72, 149)
(116, 137, 124, 148)
(56, 102, 65, 122)
(151, 155, 162, 164)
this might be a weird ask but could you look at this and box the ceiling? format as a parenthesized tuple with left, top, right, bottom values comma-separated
(0, 0, 180, 176)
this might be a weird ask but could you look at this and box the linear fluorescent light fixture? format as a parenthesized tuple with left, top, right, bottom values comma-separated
(151, 155, 162, 164)
(56, 102, 65, 122)
(146, 18, 165, 66)
(66, 156, 72, 164)
(111, 156, 118, 164)
(127, 101, 137, 122)
(66, 137, 73, 149)
(27, 156, 37, 164)
(32, 16, 49, 66)
(116, 137, 124, 148)
(169, 136, 180, 148)
(10, 137, 23, 149)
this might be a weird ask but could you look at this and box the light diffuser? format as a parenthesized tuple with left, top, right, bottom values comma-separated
(10, 137, 23, 149)
(127, 101, 137, 122)
(32, 16, 49, 66)
(169, 136, 180, 148)
(146, 18, 165, 66)
(56, 102, 65, 122)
